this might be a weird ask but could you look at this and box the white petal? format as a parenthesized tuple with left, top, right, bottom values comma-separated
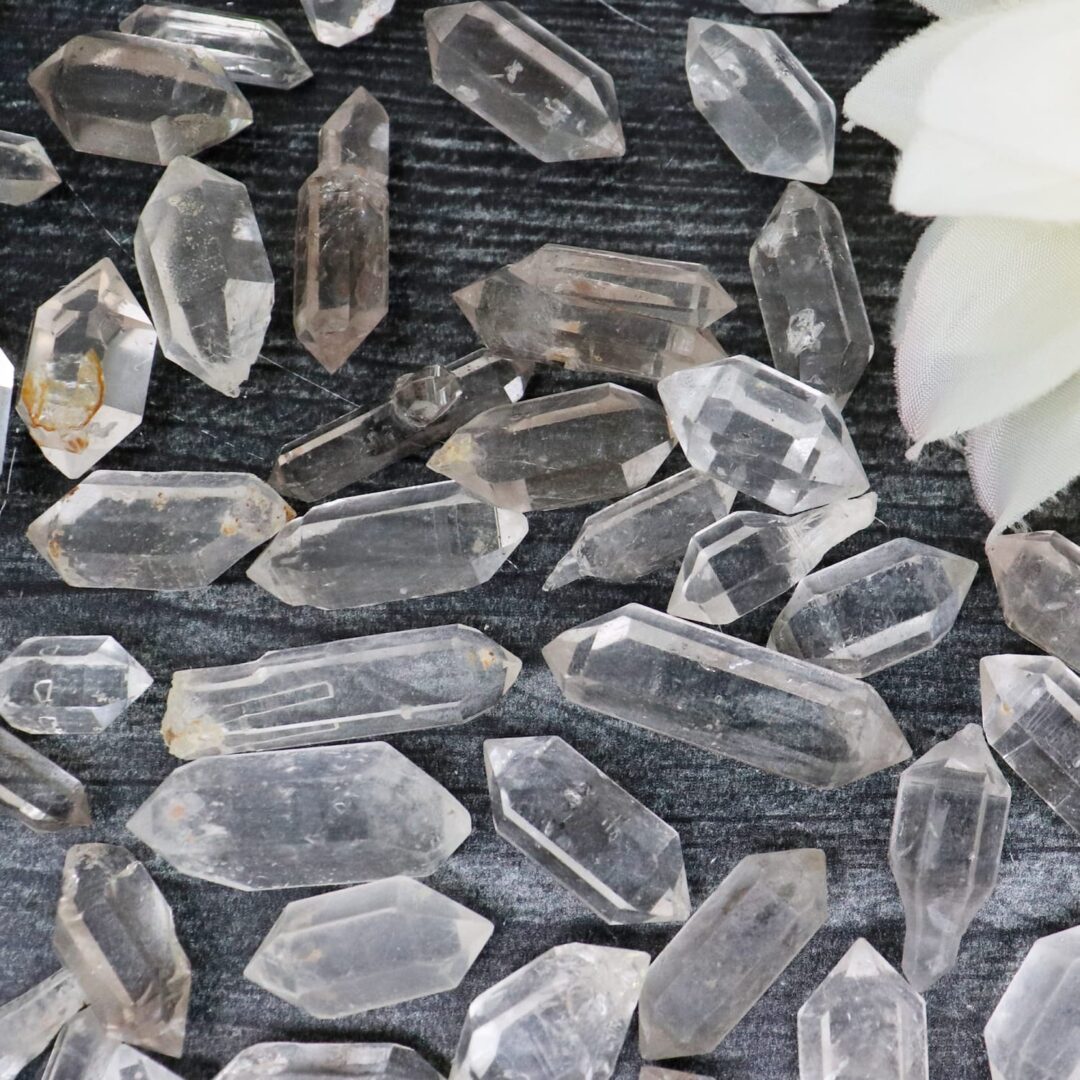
(917, 0, 1036, 17)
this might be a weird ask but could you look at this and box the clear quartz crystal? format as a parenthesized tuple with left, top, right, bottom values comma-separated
(0, 349, 16, 469)
(640, 1070, 712, 1080)
(0, 130, 61, 206)
(485, 735, 691, 924)
(890, 725, 1011, 992)
(43, 1009, 184, 1080)
(216, 1043, 445, 1079)
(739, 0, 849, 13)
(0, 970, 84, 1080)
(320, 86, 390, 177)
(245, 877, 493, 1017)
(0, 725, 91, 832)
(17, 258, 156, 478)
(544, 604, 910, 789)
(301, 0, 397, 47)
(639, 849, 828, 1059)
(424, 2, 625, 163)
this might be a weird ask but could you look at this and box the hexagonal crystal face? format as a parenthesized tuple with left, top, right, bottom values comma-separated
(319, 86, 390, 177)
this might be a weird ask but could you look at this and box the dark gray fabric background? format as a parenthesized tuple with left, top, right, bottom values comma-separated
(1, 0, 1072, 1076)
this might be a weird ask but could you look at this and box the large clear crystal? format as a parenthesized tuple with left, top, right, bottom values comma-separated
(544, 604, 910, 789)
(639, 849, 828, 1059)
(0, 130, 61, 206)
(320, 85, 390, 178)
(0, 725, 91, 832)
(216, 1043, 445, 1079)
(890, 725, 1011, 992)
(424, 2, 625, 163)
(127, 742, 471, 889)
(302, 0, 396, 46)
(43, 1009, 184, 1080)
(0, 970, 83, 1080)
(0, 349, 12, 468)
(17, 258, 156, 478)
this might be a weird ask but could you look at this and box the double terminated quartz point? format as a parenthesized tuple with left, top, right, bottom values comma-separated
(217, 1043, 443, 1079)
(0, 130, 61, 206)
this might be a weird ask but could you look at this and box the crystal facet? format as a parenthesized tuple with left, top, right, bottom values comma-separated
(29, 32, 251, 165)
(43, 1009, 183, 1080)
(320, 85, 390, 178)
(127, 742, 471, 890)
(890, 725, 1011, 992)
(0, 725, 91, 832)
(135, 157, 274, 397)
(544, 604, 910, 788)
(425, 2, 625, 163)
(0, 349, 13, 468)
(28, 471, 292, 591)
(0, 970, 83, 1080)
(217, 1043, 445, 1080)
(302, 0, 396, 46)
(739, 0, 848, 11)
(659, 357, 869, 513)
(686, 19, 835, 183)
(54, 844, 191, 1057)
(0, 130, 61, 206)
(451, 943, 649, 1080)
(245, 876, 493, 1017)
(639, 849, 828, 1059)
(18, 258, 156, 478)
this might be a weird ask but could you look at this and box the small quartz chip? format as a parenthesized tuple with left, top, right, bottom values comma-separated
(0, 970, 83, 1080)
(216, 1042, 445, 1079)
(0, 725, 91, 832)
(0, 130, 61, 206)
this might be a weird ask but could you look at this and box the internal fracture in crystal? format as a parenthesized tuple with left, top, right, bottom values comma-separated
(0, 970, 83, 1080)
(302, 0, 396, 46)
(217, 1043, 445, 1080)
(0, 725, 91, 832)
(0, 130, 61, 206)
(43, 1009, 184, 1080)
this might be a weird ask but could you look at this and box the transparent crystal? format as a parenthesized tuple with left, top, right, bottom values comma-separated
(0, 725, 91, 832)
(28, 471, 293, 591)
(43, 1009, 184, 1080)
(0, 970, 83, 1080)
(127, 742, 471, 890)
(0, 130, 61, 206)
(640, 1070, 711, 1080)
(135, 157, 274, 397)
(392, 366, 461, 424)
(217, 1042, 445, 1079)
(302, 0, 396, 46)
(162, 624, 520, 758)
(425, 2, 625, 163)
(54, 844, 191, 1057)
(17, 258, 157, 478)
(890, 725, 1011, 992)
(451, 943, 649, 1080)
(245, 876, 493, 1017)
(320, 85, 390, 178)
(659, 357, 869, 513)
(29, 32, 251, 165)
(639, 849, 828, 1059)
(669, 493, 878, 625)
(0, 349, 15, 469)
(544, 603, 910, 789)
(248, 481, 526, 609)
(685, 19, 835, 183)
(750, 182, 873, 407)
(740, 0, 849, 10)
(797, 938, 928, 1080)
(486, 735, 690, 924)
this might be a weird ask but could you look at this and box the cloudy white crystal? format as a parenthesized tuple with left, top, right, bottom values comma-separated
(0, 970, 84, 1080)
(43, 1009, 184, 1080)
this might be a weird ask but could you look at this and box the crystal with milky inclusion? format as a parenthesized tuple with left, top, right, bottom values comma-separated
(163, 624, 520, 759)
(0, 725, 91, 832)
(0, 130, 61, 206)
(28, 471, 292, 591)
(659, 357, 868, 514)
(54, 844, 191, 1057)
(429, 384, 673, 512)
(136, 157, 274, 397)
(545, 469, 736, 591)
(425, 2, 625, 163)
(640, 1070, 711, 1080)
(544, 604, 910, 789)
(639, 849, 828, 1060)
(451, 943, 649, 1080)
(0, 349, 14, 468)
(17, 258, 156, 478)
(686, 20, 834, 184)
(750, 182, 873, 408)
(29, 32, 251, 165)
(217, 1043, 444, 1080)
(248, 481, 526, 609)
(302, 0, 396, 46)
(120, 5, 312, 89)
(890, 725, 1011, 992)
(0, 970, 83, 1080)
(127, 742, 471, 889)
(245, 876, 493, 1017)
(740, 0, 849, 13)
(669, 493, 877, 626)
(43, 1010, 183, 1080)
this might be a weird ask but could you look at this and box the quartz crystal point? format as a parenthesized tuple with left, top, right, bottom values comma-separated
(429, 383, 673, 512)
(120, 4, 313, 89)
(424, 2, 625, 163)
(640, 1070, 711, 1080)
(18, 258, 156, 478)
(248, 481, 526, 609)
(245, 876, 493, 1016)
(127, 742, 470, 889)
(659, 357, 869, 514)
(28, 471, 292, 591)
(135, 157, 273, 397)
(54, 844, 191, 1057)
(217, 1042, 444, 1080)
(639, 849, 828, 1059)
(451, 943, 649, 1080)
(43, 1009, 184, 1080)
(0, 349, 15, 469)
(686, 20, 835, 184)
(29, 32, 251, 165)
(486, 735, 690, 924)
(797, 938, 928, 1080)
(0, 970, 83, 1080)
(890, 725, 1011, 992)
(0, 725, 91, 832)
(769, 538, 978, 678)
(750, 182, 873, 408)
(270, 351, 533, 503)
(669, 493, 878, 626)
(545, 469, 736, 591)
(321, 85, 390, 177)
(544, 604, 910, 789)
(302, 0, 396, 46)
(163, 624, 520, 758)
(0, 130, 61, 206)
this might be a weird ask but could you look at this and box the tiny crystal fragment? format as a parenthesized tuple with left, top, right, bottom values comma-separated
(0, 349, 14, 468)
(451, 943, 649, 1080)
(425, 2, 625, 163)
(0, 725, 91, 832)
(686, 19, 835, 183)
(739, 0, 849, 13)
(0, 970, 83, 1080)
(127, 742, 471, 890)
(890, 725, 1011, 992)
(217, 1042, 444, 1080)
(301, 0, 396, 46)
(640, 1070, 711, 1080)
(43, 1009, 184, 1080)
(0, 130, 61, 206)
(320, 85, 390, 177)
(639, 849, 828, 1059)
